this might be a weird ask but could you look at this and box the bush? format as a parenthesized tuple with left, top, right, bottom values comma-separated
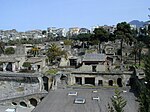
(45, 69, 58, 75)
(4, 47, 15, 55)
(22, 62, 31, 68)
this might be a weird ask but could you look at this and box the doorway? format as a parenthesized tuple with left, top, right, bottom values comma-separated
(117, 78, 122, 87)
(85, 77, 95, 85)
(108, 80, 113, 86)
(75, 77, 82, 85)
(98, 80, 103, 86)
(92, 66, 96, 72)
(42, 76, 49, 91)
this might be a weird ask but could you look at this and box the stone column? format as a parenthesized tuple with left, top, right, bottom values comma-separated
(71, 76, 76, 85)
(3, 63, 7, 71)
(82, 76, 85, 85)
(38, 77, 43, 91)
(12, 63, 16, 72)
(48, 77, 53, 90)
(95, 77, 98, 86)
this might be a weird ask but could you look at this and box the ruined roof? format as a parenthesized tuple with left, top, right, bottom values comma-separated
(82, 53, 106, 62)
(0, 71, 42, 77)
(0, 55, 25, 63)
(26, 57, 45, 64)
(0, 57, 19, 63)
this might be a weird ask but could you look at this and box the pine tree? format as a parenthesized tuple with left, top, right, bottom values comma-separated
(138, 89, 150, 112)
(138, 55, 150, 112)
(111, 88, 127, 112)
(144, 56, 150, 82)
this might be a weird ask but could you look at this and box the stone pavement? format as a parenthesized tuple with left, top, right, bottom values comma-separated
(0, 105, 34, 112)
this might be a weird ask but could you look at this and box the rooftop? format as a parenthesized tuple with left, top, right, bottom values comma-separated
(82, 53, 106, 62)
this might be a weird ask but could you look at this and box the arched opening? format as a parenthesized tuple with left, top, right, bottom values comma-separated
(108, 80, 113, 86)
(60, 74, 67, 80)
(42, 76, 49, 91)
(6, 62, 12, 71)
(102, 49, 105, 54)
(40, 97, 44, 101)
(12, 102, 17, 106)
(20, 101, 27, 107)
(98, 80, 103, 86)
(117, 78, 122, 87)
(29, 98, 38, 107)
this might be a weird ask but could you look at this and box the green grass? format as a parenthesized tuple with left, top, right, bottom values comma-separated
(86, 49, 97, 53)
(132, 62, 145, 69)
(45, 69, 58, 75)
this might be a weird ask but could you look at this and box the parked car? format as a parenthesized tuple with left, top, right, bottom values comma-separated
(74, 97, 86, 104)
(92, 90, 97, 93)
(122, 90, 127, 93)
(92, 96, 100, 100)
(68, 91, 78, 96)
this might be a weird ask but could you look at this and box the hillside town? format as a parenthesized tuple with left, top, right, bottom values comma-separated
(0, 20, 150, 112)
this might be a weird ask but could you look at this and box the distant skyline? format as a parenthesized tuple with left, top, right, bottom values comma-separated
(0, 0, 150, 31)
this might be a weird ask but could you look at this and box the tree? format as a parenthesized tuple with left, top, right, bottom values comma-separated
(4, 47, 15, 55)
(137, 41, 145, 66)
(132, 43, 138, 65)
(20, 38, 28, 44)
(22, 62, 31, 69)
(22, 62, 32, 71)
(138, 88, 150, 112)
(92, 27, 109, 53)
(0, 41, 5, 54)
(30, 45, 40, 57)
(46, 43, 67, 64)
(138, 55, 150, 112)
(111, 88, 127, 112)
(144, 55, 150, 82)
(114, 22, 134, 61)
(77, 33, 91, 42)
(93, 27, 109, 42)
(64, 39, 73, 46)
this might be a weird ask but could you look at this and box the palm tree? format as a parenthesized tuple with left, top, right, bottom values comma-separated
(46, 43, 68, 64)
(30, 45, 40, 57)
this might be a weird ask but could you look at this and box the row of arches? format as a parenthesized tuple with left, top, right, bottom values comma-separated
(11, 97, 44, 107)
(75, 77, 123, 87)
(108, 78, 122, 87)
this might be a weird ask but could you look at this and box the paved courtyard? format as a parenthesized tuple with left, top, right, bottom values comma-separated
(32, 87, 139, 112)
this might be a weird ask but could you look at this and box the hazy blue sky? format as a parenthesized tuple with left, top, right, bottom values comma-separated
(0, 0, 150, 31)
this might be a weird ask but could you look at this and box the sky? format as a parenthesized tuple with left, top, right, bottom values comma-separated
(0, 0, 150, 31)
